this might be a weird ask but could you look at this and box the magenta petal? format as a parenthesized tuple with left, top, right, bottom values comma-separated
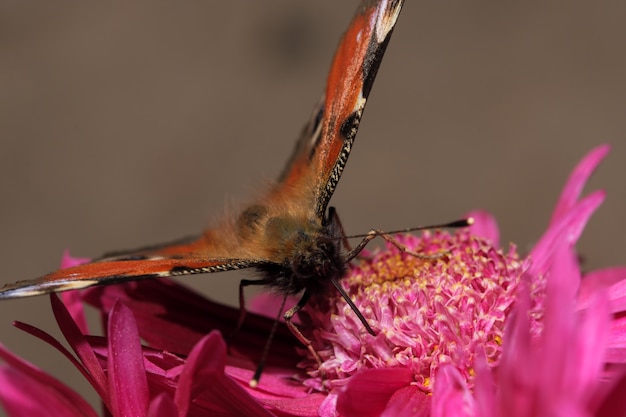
(497, 283, 534, 417)
(83, 280, 298, 369)
(336, 368, 413, 417)
(573, 291, 611, 405)
(146, 393, 179, 417)
(537, 244, 579, 398)
(0, 366, 95, 417)
(579, 267, 626, 309)
(59, 250, 90, 269)
(380, 386, 430, 417)
(49, 294, 109, 400)
(60, 291, 89, 334)
(596, 371, 626, 417)
(549, 144, 610, 226)
(107, 301, 150, 417)
(175, 331, 274, 417)
(472, 349, 496, 417)
(260, 394, 326, 417)
(0, 348, 98, 417)
(606, 318, 626, 362)
(528, 190, 604, 277)
(431, 365, 474, 417)
(466, 210, 500, 248)
(59, 251, 91, 332)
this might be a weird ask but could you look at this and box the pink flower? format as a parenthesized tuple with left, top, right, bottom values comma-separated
(1, 145, 625, 417)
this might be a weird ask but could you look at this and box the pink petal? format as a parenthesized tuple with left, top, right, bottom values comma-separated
(528, 190, 605, 278)
(59, 251, 91, 332)
(578, 267, 626, 309)
(248, 292, 300, 324)
(107, 301, 150, 417)
(174, 331, 274, 417)
(0, 348, 97, 417)
(571, 291, 611, 405)
(466, 210, 500, 248)
(381, 386, 430, 417)
(0, 367, 96, 417)
(336, 368, 413, 417)
(431, 365, 474, 417)
(472, 349, 496, 417)
(596, 371, 626, 417)
(11, 321, 102, 397)
(549, 144, 610, 226)
(496, 282, 534, 417)
(537, 243, 579, 401)
(59, 250, 90, 269)
(49, 294, 109, 400)
(83, 280, 298, 369)
(319, 393, 338, 417)
(146, 393, 179, 417)
(60, 291, 89, 334)
(260, 394, 326, 417)
(606, 318, 626, 362)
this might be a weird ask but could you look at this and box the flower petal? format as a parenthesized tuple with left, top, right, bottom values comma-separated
(549, 144, 610, 226)
(605, 318, 626, 363)
(146, 393, 179, 417)
(572, 291, 611, 405)
(431, 365, 474, 417)
(381, 386, 430, 417)
(496, 281, 534, 417)
(595, 371, 626, 417)
(336, 368, 413, 417)
(49, 294, 109, 400)
(83, 280, 298, 369)
(528, 190, 605, 277)
(59, 250, 90, 269)
(472, 349, 496, 417)
(578, 267, 626, 309)
(0, 347, 97, 417)
(108, 301, 150, 417)
(175, 331, 274, 417)
(59, 251, 91, 333)
(466, 210, 500, 248)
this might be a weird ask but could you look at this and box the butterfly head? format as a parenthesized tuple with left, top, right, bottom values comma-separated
(259, 221, 346, 296)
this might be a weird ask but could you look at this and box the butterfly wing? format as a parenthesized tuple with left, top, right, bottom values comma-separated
(275, 0, 405, 218)
(0, 234, 267, 299)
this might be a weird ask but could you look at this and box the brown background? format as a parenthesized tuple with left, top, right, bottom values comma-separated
(1, 1, 625, 412)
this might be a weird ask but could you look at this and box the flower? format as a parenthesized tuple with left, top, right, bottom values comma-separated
(1, 145, 625, 417)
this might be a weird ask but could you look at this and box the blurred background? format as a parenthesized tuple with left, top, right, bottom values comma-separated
(0, 0, 625, 412)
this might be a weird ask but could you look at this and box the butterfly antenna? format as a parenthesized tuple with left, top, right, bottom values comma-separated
(343, 217, 473, 240)
(249, 294, 288, 388)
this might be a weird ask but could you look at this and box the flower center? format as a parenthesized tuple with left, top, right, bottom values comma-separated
(300, 230, 525, 393)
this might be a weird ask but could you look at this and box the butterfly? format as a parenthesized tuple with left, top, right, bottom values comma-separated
(1, 0, 469, 383)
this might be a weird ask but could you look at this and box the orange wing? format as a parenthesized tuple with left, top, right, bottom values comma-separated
(276, 0, 404, 218)
(0, 235, 266, 299)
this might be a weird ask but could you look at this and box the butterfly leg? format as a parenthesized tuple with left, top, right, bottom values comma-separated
(236, 278, 275, 334)
(283, 289, 324, 372)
